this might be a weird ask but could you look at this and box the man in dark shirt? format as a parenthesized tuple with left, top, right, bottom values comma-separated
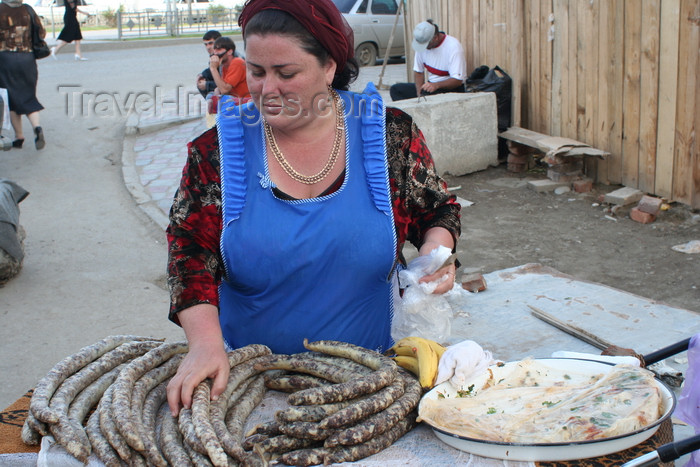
(196, 30, 222, 98)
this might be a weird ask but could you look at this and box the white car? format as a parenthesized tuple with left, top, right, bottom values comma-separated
(332, 0, 405, 66)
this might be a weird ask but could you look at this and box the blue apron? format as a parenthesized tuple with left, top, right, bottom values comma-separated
(216, 86, 396, 354)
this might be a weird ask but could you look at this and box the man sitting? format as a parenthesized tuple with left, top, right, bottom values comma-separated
(209, 36, 250, 102)
(390, 20, 466, 101)
(196, 30, 222, 99)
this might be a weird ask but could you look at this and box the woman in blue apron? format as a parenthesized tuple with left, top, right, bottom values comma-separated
(166, 0, 461, 415)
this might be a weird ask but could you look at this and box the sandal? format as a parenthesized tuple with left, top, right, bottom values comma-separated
(34, 127, 45, 150)
(12, 139, 24, 148)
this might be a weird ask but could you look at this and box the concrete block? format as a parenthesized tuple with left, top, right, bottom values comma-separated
(391, 92, 498, 176)
(528, 179, 570, 192)
(604, 187, 645, 206)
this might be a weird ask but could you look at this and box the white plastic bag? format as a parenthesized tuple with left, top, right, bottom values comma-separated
(0, 88, 11, 132)
(392, 246, 459, 342)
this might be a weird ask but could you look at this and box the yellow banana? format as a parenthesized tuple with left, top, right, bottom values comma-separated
(393, 355, 420, 377)
(392, 336, 439, 389)
(395, 336, 447, 361)
(386, 343, 416, 357)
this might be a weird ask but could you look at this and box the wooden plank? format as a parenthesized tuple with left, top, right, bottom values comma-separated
(530, 0, 541, 130)
(621, 3, 642, 188)
(575, 0, 587, 142)
(539, 0, 552, 134)
(672, 0, 699, 206)
(508, 0, 524, 126)
(583, 0, 598, 149)
(595, 1, 612, 184)
(654, 0, 680, 198)
(606, 0, 626, 185)
(565, 0, 578, 140)
(553, 0, 569, 137)
(551, 0, 563, 136)
(638, 0, 661, 194)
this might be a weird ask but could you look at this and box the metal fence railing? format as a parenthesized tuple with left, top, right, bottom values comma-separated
(116, 9, 239, 39)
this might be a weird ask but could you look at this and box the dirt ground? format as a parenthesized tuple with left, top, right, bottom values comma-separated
(439, 163, 699, 315)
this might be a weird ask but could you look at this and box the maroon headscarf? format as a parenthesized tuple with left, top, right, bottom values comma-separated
(238, 0, 354, 71)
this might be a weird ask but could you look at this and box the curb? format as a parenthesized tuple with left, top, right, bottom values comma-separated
(121, 113, 202, 231)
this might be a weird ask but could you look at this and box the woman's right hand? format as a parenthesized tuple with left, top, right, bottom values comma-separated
(166, 304, 229, 416)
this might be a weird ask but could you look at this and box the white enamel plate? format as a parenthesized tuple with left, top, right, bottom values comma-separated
(418, 358, 676, 462)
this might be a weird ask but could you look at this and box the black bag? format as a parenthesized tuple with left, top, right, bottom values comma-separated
(24, 5, 50, 60)
(465, 65, 512, 132)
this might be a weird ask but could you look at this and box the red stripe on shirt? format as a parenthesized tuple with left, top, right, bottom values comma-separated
(425, 64, 449, 76)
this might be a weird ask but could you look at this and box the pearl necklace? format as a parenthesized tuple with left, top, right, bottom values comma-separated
(264, 90, 344, 185)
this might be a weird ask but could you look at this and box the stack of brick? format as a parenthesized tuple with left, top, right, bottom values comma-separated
(543, 152, 584, 182)
(505, 141, 535, 173)
(630, 195, 663, 224)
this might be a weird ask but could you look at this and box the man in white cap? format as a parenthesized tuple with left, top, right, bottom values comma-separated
(390, 19, 467, 101)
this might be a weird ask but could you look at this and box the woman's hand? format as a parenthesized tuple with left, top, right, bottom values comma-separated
(418, 227, 457, 295)
(418, 261, 456, 294)
(166, 304, 229, 416)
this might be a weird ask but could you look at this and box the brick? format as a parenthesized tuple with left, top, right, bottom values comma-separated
(506, 141, 537, 156)
(630, 207, 656, 224)
(573, 178, 593, 193)
(461, 273, 487, 293)
(507, 163, 528, 173)
(547, 169, 582, 182)
(637, 195, 663, 216)
(604, 187, 645, 206)
(507, 153, 530, 165)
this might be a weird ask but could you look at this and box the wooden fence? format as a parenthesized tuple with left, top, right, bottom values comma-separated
(403, 0, 699, 208)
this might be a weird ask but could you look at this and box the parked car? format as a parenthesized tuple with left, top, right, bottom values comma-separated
(332, 0, 404, 66)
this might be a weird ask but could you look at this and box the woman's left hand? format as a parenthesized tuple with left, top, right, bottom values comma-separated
(417, 228, 457, 294)
(418, 261, 456, 294)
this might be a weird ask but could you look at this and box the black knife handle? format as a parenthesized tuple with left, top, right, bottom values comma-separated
(643, 338, 691, 366)
(657, 434, 700, 462)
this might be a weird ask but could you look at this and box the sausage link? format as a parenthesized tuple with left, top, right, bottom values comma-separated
(241, 433, 267, 451)
(325, 370, 421, 447)
(30, 336, 161, 424)
(318, 376, 405, 429)
(183, 440, 215, 467)
(257, 434, 318, 455)
(278, 421, 334, 441)
(140, 382, 169, 467)
(48, 417, 91, 463)
(156, 401, 193, 467)
(178, 407, 207, 455)
(264, 373, 329, 393)
(322, 412, 417, 464)
(130, 353, 184, 462)
(21, 411, 46, 444)
(277, 446, 329, 466)
(243, 419, 281, 438)
(226, 344, 272, 369)
(68, 364, 124, 426)
(99, 383, 133, 462)
(275, 401, 351, 424)
(191, 380, 228, 467)
(253, 354, 359, 385)
(215, 376, 266, 465)
(86, 402, 126, 467)
(289, 340, 398, 406)
(112, 341, 188, 451)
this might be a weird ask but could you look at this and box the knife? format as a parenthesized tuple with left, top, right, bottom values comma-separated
(621, 434, 700, 467)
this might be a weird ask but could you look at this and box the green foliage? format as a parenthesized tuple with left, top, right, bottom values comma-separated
(102, 4, 124, 28)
